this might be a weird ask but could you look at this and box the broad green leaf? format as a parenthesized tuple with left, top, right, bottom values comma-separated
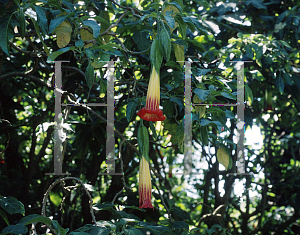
(0, 15, 14, 55)
(99, 11, 111, 43)
(175, 15, 186, 39)
(49, 15, 68, 34)
(92, 53, 110, 69)
(124, 228, 143, 235)
(193, 0, 209, 8)
(194, 88, 210, 101)
(275, 76, 284, 94)
(245, 83, 253, 105)
(193, 95, 206, 118)
(220, 91, 236, 100)
(85, 62, 94, 89)
(1, 224, 27, 235)
(172, 221, 189, 230)
(83, 20, 100, 38)
(150, 38, 163, 72)
(18, 214, 52, 225)
(99, 76, 107, 97)
(53, 21, 72, 48)
(217, 146, 230, 170)
(47, 0, 64, 11)
(34, 5, 48, 34)
(173, 43, 184, 67)
(80, 28, 93, 48)
(138, 122, 149, 161)
(132, 30, 151, 51)
(49, 192, 62, 207)
(162, 4, 180, 33)
(0, 196, 25, 215)
(126, 101, 137, 122)
(52, 220, 68, 235)
(0, 209, 9, 225)
(170, 96, 183, 111)
(201, 126, 208, 146)
(47, 46, 75, 61)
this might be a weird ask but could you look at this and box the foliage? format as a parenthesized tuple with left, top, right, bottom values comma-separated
(0, 0, 300, 234)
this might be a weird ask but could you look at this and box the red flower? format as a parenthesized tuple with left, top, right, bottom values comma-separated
(139, 156, 153, 209)
(137, 66, 166, 122)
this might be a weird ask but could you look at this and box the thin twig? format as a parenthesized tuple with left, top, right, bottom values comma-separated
(65, 94, 139, 155)
(41, 177, 97, 225)
(0, 72, 52, 88)
(152, 179, 174, 222)
(107, 0, 143, 18)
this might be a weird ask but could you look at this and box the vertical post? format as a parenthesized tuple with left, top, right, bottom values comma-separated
(46, 61, 70, 176)
(100, 61, 122, 175)
(176, 61, 200, 175)
(236, 62, 245, 174)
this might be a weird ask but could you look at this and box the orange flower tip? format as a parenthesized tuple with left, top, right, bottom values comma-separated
(137, 107, 166, 122)
(139, 201, 154, 209)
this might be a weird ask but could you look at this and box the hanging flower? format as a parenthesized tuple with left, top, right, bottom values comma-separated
(139, 156, 153, 209)
(137, 66, 166, 122)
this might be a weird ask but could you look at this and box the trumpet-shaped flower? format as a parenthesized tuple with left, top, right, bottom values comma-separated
(139, 156, 153, 209)
(137, 66, 166, 122)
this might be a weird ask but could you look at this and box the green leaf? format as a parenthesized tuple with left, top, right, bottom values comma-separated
(0, 209, 9, 225)
(18, 214, 52, 226)
(220, 91, 236, 100)
(172, 221, 189, 230)
(150, 38, 163, 72)
(175, 15, 187, 39)
(171, 207, 191, 221)
(194, 88, 210, 101)
(138, 122, 149, 161)
(149, 121, 158, 140)
(201, 126, 208, 146)
(0, 196, 25, 215)
(163, 11, 176, 30)
(0, 15, 14, 55)
(47, 46, 75, 61)
(1, 224, 27, 235)
(29, 16, 50, 55)
(275, 75, 284, 94)
(173, 43, 184, 67)
(124, 228, 143, 235)
(47, 0, 64, 11)
(170, 96, 183, 111)
(126, 101, 137, 122)
(52, 220, 68, 235)
(83, 20, 101, 38)
(282, 70, 293, 86)
(217, 146, 230, 170)
(159, 28, 171, 61)
(193, 0, 209, 8)
(245, 83, 253, 105)
(132, 30, 151, 51)
(85, 61, 94, 89)
(49, 15, 68, 34)
(100, 76, 107, 96)
(49, 192, 62, 207)
(93, 202, 114, 212)
(34, 5, 48, 34)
